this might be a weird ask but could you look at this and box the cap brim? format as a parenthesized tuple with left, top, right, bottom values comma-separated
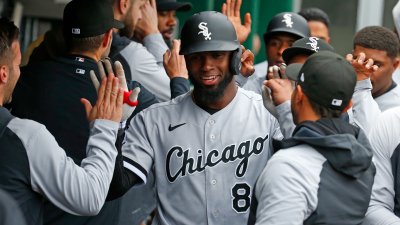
(180, 40, 239, 55)
(282, 47, 314, 64)
(285, 63, 303, 81)
(113, 20, 124, 29)
(157, 2, 192, 11)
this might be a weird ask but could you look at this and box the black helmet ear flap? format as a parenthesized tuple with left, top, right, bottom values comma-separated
(230, 47, 242, 75)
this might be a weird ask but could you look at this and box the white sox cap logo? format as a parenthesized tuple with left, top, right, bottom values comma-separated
(198, 22, 212, 40)
(282, 13, 293, 28)
(307, 37, 320, 52)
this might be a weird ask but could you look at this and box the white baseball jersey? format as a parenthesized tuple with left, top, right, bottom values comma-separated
(122, 88, 284, 225)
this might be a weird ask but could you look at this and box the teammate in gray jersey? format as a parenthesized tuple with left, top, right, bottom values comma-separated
(0, 17, 129, 225)
(120, 11, 291, 225)
(363, 106, 400, 225)
(352, 26, 400, 112)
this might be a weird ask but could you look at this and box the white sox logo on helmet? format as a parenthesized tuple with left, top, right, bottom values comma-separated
(166, 134, 269, 182)
(307, 37, 320, 52)
(198, 22, 212, 40)
(282, 13, 294, 28)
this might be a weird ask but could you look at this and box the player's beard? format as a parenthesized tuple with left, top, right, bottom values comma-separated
(190, 72, 234, 104)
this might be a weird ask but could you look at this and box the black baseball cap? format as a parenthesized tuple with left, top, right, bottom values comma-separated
(156, 0, 192, 12)
(63, 0, 124, 38)
(286, 51, 356, 111)
(283, 37, 334, 64)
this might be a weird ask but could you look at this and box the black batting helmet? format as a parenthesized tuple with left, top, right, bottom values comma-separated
(180, 11, 242, 74)
(264, 12, 310, 43)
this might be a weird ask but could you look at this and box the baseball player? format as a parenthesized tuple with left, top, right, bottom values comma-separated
(363, 106, 400, 225)
(0, 17, 130, 225)
(119, 11, 291, 225)
(298, 7, 331, 43)
(254, 51, 375, 225)
(237, 12, 310, 93)
(352, 26, 400, 112)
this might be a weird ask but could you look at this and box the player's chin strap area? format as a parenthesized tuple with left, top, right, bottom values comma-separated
(123, 90, 138, 107)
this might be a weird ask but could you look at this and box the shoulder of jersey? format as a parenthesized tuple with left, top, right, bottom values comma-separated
(140, 92, 191, 114)
(9, 117, 46, 134)
(238, 87, 263, 101)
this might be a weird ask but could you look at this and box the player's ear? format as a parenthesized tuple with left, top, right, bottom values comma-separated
(102, 29, 113, 49)
(341, 99, 353, 114)
(293, 85, 304, 103)
(0, 64, 8, 84)
(118, 0, 129, 15)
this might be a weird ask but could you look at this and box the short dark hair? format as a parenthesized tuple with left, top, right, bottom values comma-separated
(299, 7, 330, 28)
(64, 34, 105, 53)
(353, 26, 399, 59)
(0, 17, 19, 64)
(308, 97, 342, 118)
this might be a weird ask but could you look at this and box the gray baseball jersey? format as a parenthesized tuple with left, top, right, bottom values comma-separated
(122, 88, 284, 225)
(363, 106, 400, 225)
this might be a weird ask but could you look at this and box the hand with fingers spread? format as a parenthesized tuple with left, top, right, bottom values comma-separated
(222, 0, 251, 44)
(81, 74, 124, 122)
(266, 64, 287, 80)
(346, 52, 378, 81)
(163, 39, 188, 79)
(262, 78, 293, 118)
(240, 45, 255, 77)
(90, 59, 141, 122)
(133, 0, 159, 42)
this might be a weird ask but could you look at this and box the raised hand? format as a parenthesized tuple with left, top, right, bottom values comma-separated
(90, 59, 140, 121)
(346, 52, 378, 81)
(222, 0, 251, 44)
(133, 0, 159, 42)
(163, 39, 188, 79)
(81, 73, 123, 123)
(240, 45, 255, 77)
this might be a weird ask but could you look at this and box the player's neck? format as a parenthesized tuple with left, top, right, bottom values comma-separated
(192, 82, 238, 110)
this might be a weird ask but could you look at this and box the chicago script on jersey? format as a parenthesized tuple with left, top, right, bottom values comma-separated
(166, 135, 269, 182)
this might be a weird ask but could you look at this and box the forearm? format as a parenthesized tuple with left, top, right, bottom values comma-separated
(142, 33, 169, 64)
(170, 77, 190, 99)
(363, 206, 400, 225)
(352, 78, 381, 135)
(29, 120, 119, 216)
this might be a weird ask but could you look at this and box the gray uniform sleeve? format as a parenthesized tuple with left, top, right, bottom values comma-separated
(351, 78, 381, 135)
(235, 74, 248, 87)
(121, 42, 171, 102)
(255, 148, 319, 225)
(142, 33, 169, 63)
(363, 108, 400, 225)
(10, 118, 119, 216)
(276, 100, 295, 138)
(121, 111, 154, 184)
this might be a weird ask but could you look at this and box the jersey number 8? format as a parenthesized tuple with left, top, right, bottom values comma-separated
(231, 183, 251, 213)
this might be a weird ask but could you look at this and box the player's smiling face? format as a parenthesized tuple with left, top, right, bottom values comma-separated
(185, 51, 232, 87)
(185, 51, 234, 104)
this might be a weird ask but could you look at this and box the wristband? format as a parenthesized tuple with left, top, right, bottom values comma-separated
(123, 90, 138, 107)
